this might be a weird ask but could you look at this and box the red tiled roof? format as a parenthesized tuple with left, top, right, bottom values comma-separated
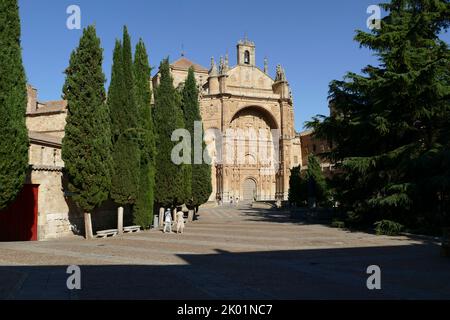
(171, 57, 208, 73)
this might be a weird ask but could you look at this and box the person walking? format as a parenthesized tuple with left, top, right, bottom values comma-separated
(163, 209, 172, 233)
(176, 209, 185, 234)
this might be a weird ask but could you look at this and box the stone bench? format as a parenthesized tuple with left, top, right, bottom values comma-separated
(96, 229, 118, 238)
(123, 226, 141, 233)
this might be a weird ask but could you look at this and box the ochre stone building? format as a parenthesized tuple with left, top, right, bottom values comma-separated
(22, 39, 330, 240)
(153, 39, 303, 203)
(25, 86, 118, 240)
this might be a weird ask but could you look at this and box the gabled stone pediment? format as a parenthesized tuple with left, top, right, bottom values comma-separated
(225, 65, 274, 92)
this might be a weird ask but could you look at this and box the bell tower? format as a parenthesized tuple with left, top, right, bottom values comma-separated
(237, 37, 256, 66)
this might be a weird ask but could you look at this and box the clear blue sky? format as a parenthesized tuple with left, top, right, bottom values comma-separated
(19, 0, 449, 131)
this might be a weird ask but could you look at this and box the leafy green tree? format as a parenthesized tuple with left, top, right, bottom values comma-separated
(133, 39, 156, 228)
(62, 25, 112, 239)
(0, 0, 29, 210)
(181, 67, 212, 209)
(154, 59, 186, 208)
(308, 0, 450, 228)
(109, 27, 140, 213)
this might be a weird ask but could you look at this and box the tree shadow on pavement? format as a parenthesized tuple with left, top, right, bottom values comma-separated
(1, 242, 449, 300)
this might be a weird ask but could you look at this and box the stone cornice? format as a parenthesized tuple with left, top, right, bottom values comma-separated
(31, 165, 64, 172)
(202, 93, 281, 102)
(26, 109, 66, 117)
(29, 133, 62, 148)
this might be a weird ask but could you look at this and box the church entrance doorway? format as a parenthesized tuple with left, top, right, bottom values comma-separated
(242, 178, 257, 202)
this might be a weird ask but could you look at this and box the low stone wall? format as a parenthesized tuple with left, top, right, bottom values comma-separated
(60, 198, 132, 237)
(30, 167, 131, 240)
(44, 212, 79, 239)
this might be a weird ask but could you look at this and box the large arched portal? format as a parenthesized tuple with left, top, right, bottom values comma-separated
(228, 106, 278, 168)
(220, 106, 279, 202)
(230, 106, 278, 130)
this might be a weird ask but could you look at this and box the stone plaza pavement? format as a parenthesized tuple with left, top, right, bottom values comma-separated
(0, 204, 449, 300)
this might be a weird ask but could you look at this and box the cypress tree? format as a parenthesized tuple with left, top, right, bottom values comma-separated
(288, 166, 302, 207)
(133, 39, 156, 229)
(305, 155, 329, 207)
(154, 59, 186, 208)
(108, 40, 124, 142)
(181, 68, 212, 209)
(0, 0, 29, 210)
(61, 25, 112, 239)
(109, 27, 140, 213)
(308, 0, 450, 228)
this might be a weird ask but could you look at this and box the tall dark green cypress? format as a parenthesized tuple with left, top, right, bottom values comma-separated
(62, 25, 112, 239)
(0, 0, 29, 210)
(133, 39, 156, 228)
(308, 0, 450, 228)
(154, 59, 186, 208)
(288, 166, 302, 206)
(108, 40, 124, 143)
(181, 68, 212, 208)
(109, 27, 140, 209)
(305, 155, 329, 207)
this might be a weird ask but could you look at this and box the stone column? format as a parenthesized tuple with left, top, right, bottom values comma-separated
(117, 207, 124, 235)
(159, 207, 164, 228)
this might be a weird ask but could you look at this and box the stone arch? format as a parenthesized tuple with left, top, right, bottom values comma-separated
(230, 105, 279, 130)
(228, 106, 279, 168)
(244, 153, 257, 165)
(244, 50, 250, 64)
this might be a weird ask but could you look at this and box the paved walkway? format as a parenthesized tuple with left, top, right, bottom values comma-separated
(0, 204, 449, 299)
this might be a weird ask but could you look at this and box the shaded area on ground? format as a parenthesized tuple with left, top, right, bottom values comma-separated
(1, 243, 449, 300)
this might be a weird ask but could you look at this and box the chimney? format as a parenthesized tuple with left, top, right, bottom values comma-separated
(26, 84, 38, 114)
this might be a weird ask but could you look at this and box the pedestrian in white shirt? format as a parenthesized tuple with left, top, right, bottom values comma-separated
(163, 209, 172, 233)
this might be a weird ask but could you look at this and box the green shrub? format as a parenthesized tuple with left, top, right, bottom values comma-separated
(374, 220, 404, 236)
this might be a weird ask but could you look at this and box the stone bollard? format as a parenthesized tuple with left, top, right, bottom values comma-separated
(159, 207, 164, 228)
(153, 214, 159, 230)
(187, 209, 194, 223)
(117, 207, 124, 235)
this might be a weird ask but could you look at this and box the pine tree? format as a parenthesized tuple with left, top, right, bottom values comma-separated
(181, 67, 212, 209)
(308, 0, 450, 228)
(109, 27, 140, 211)
(0, 0, 29, 210)
(154, 59, 186, 208)
(133, 39, 156, 229)
(61, 25, 112, 239)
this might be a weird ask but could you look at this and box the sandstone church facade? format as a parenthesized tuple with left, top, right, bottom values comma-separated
(154, 39, 302, 203)
(23, 39, 329, 240)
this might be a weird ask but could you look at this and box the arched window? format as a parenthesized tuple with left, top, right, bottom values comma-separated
(244, 50, 250, 64)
